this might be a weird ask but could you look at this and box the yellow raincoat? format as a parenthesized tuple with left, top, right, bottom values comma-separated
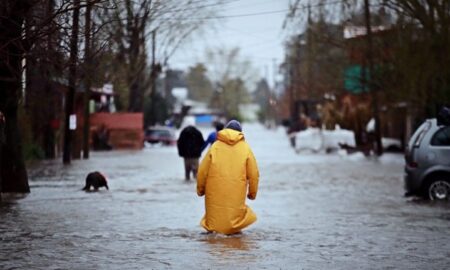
(197, 128, 259, 234)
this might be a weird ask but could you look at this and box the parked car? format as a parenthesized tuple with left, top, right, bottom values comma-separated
(144, 126, 176, 145)
(404, 118, 450, 200)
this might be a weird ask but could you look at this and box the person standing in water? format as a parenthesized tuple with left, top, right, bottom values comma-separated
(177, 125, 205, 181)
(197, 120, 259, 234)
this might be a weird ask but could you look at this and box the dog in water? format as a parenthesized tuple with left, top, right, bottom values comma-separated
(82, 171, 109, 191)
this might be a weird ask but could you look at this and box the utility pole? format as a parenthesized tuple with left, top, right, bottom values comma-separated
(82, 0, 92, 159)
(63, 0, 80, 164)
(364, 0, 383, 155)
(306, 2, 313, 100)
(290, 41, 297, 122)
(272, 58, 277, 90)
(150, 29, 156, 126)
(272, 58, 277, 122)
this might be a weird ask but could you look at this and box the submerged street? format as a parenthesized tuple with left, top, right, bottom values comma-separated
(1, 124, 450, 269)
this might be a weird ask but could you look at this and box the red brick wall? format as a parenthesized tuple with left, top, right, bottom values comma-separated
(88, 113, 144, 149)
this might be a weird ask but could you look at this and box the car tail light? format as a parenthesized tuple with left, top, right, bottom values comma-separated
(404, 148, 418, 168)
(407, 161, 418, 168)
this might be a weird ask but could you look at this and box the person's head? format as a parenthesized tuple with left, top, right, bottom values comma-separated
(215, 122, 224, 132)
(225, 120, 242, 132)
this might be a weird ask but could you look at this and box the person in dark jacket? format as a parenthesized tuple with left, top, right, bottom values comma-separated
(177, 125, 205, 181)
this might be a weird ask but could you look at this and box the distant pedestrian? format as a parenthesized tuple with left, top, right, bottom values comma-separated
(93, 124, 112, 150)
(177, 125, 205, 181)
(200, 121, 224, 153)
(197, 120, 259, 235)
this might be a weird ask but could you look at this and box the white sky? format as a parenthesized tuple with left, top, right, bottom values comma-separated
(167, 0, 291, 88)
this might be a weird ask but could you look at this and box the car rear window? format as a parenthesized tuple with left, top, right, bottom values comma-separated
(431, 126, 450, 146)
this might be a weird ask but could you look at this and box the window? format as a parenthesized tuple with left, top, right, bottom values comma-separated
(431, 126, 450, 146)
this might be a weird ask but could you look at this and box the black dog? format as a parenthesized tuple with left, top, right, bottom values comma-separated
(82, 171, 109, 191)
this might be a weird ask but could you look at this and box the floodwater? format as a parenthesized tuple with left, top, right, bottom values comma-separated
(1, 124, 450, 269)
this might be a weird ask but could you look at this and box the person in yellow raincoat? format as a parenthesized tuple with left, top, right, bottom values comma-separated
(197, 120, 259, 235)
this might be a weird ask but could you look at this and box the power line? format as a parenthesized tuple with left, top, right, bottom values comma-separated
(154, 0, 239, 14)
(165, 9, 290, 20)
(168, 1, 350, 67)
(164, 0, 347, 21)
(224, 0, 284, 12)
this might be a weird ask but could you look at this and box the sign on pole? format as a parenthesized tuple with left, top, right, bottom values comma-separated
(69, 114, 77, 130)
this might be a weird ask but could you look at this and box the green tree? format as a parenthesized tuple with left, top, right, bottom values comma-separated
(206, 47, 256, 118)
(221, 78, 251, 118)
(253, 79, 272, 123)
(186, 63, 214, 103)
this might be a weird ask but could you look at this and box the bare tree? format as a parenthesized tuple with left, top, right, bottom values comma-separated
(383, 0, 450, 116)
(99, 0, 225, 113)
(206, 47, 256, 118)
(0, 0, 110, 186)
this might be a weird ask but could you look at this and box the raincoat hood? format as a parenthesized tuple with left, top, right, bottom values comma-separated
(224, 120, 242, 132)
(217, 129, 244, 145)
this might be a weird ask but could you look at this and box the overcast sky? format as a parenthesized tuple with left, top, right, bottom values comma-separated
(167, 0, 291, 87)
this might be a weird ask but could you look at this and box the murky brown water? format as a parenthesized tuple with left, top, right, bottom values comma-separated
(1, 124, 450, 269)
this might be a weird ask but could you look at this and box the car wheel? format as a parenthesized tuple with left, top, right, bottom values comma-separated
(426, 176, 450, 201)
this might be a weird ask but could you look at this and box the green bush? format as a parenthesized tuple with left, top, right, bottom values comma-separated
(18, 107, 45, 160)
(23, 143, 45, 160)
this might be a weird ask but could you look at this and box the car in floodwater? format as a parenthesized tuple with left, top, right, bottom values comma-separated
(144, 126, 176, 146)
(404, 118, 450, 200)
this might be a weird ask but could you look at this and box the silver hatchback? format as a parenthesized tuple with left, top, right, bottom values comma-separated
(404, 119, 450, 200)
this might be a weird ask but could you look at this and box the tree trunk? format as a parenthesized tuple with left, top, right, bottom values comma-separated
(63, 0, 80, 164)
(25, 0, 58, 159)
(1, 108, 30, 192)
(0, 116, 4, 200)
(127, 23, 146, 112)
(0, 1, 31, 193)
(364, 0, 383, 156)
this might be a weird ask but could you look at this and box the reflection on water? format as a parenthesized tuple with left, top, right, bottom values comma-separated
(197, 233, 260, 266)
(0, 193, 29, 202)
(201, 233, 254, 251)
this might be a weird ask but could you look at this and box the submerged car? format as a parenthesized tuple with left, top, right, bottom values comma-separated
(144, 126, 176, 145)
(404, 119, 450, 200)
